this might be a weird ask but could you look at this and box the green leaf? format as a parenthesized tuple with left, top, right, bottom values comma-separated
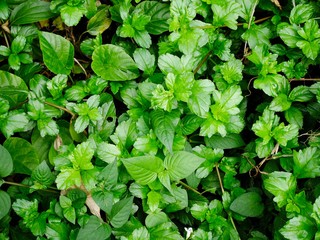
(45, 222, 70, 239)
(164, 151, 205, 181)
(69, 142, 94, 170)
(0, 190, 11, 220)
(279, 216, 316, 240)
(230, 192, 264, 217)
(110, 197, 133, 228)
(31, 161, 55, 186)
(122, 156, 164, 185)
(133, 48, 155, 75)
(77, 216, 111, 240)
(212, 1, 241, 30)
(296, 39, 320, 60)
(269, 94, 292, 112)
(284, 107, 303, 128)
(97, 143, 121, 164)
(56, 168, 81, 190)
(87, 6, 111, 35)
(273, 123, 298, 146)
(39, 31, 74, 75)
(312, 196, 320, 225)
(205, 133, 245, 149)
(289, 86, 313, 102)
(47, 74, 68, 100)
(3, 137, 40, 175)
(137, 1, 170, 35)
(37, 117, 59, 137)
(10, 0, 55, 25)
(132, 227, 150, 240)
(242, 24, 272, 49)
(290, 4, 314, 25)
(0, 70, 28, 107)
(263, 171, 297, 208)
(293, 147, 320, 179)
(92, 44, 139, 81)
(278, 23, 302, 48)
(11, 36, 26, 54)
(60, 5, 86, 27)
(188, 80, 215, 118)
(236, 0, 257, 22)
(0, 145, 13, 178)
(0, 0, 9, 20)
(150, 109, 180, 152)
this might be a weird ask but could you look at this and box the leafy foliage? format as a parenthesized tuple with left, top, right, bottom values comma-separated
(0, 0, 320, 239)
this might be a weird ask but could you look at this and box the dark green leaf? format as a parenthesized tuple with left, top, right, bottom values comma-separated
(110, 197, 133, 228)
(0, 190, 11, 220)
(230, 192, 264, 217)
(0, 70, 28, 107)
(0, 0, 9, 20)
(205, 133, 245, 149)
(10, 0, 55, 25)
(87, 6, 112, 35)
(31, 161, 55, 186)
(0, 145, 13, 178)
(39, 31, 74, 75)
(3, 137, 40, 175)
(77, 216, 111, 240)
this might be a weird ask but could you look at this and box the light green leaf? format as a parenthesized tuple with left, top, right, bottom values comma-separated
(31, 161, 55, 186)
(47, 74, 68, 100)
(132, 227, 150, 240)
(0, 145, 13, 178)
(279, 216, 316, 240)
(147, 191, 161, 212)
(69, 142, 94, 170)
(110, 197, 133, 228)
(0, 0, 9, 20)
(273, 123, 298, 146)
(242, 24, 272, 49)
(278, 23, 302, 48)
(56, 168, 81, 190)
(293, 147, 320, 179)
(97, 143, 121, 164)
(45, 222, 70, 239)
(11, 36, 26, 54)
(77, 216, 111, 240)
(263, 171, 297, 208)
(188, 80, 214, 118)
(212, 1, 241, 30)
(122, 155, 164, 185)
(60, 5, 85, 27)
(0, 70, 28, 107)
(87, 6, 111, 35)
(10, 0, 55, 25)
(37, 117, 59, 137)
(312, 196, 320, 224)
(133, 48, 155, 75)
(0, 190, 11, 220)
(164, 151, 205, 181)
(150, 109, 179, 152)
(74, 115, 90, 133)
(296, 40, 320, 60)
(92, 44, 139, 81)
(39, 31, 74, 75)
(230, 192, 264, 217)
(4, 137, 40, 175)
(236, 0, 257, 22)
(290, 4, 314, 25)
(269, 93, 292, 112)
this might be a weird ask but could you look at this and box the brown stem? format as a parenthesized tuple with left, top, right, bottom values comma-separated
(44, 101, 76, 119)
(179, 181, 202, 195)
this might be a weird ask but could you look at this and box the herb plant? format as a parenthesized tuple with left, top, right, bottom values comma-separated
(0, 0, 320, 239)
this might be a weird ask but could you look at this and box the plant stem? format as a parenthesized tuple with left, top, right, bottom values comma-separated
(289, 78, 320, 82)
(44, 101, 76, 119)
(74, 58, 88, 78)
(193, 51, 212, 75)
(243, 0, 259, 56)
(179, 181, 202, 195)
(3, 181, 59, 194)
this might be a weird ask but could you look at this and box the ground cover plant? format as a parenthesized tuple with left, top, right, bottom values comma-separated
(0, 0, 320, 239)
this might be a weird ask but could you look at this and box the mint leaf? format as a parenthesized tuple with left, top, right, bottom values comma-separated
(110, 197, 133, 228)
(39, 31, 74, 75)
(0, 145, 13, 178)
(293, 147, 320, 179)
(133, 48, 155, 75)
(69, 142, 94, 170)
(87, 6, 112, 36)
(242, 24, 272, 49)
(285, 107, 303, 128)
(92, 44, 139, 81)
(0, 190, 11, 220)
(269, 94, 292, 112)
(56, 168, 81, 190)
(77, 216, 111, 240)
(290, 4, 314, 25)
(150, 109, 180, 152)
(60, 5, 86, 27)
(289, 86, 313, 102)
(279, 216, 316, 240)
(31, 160, 55, 186)
(263, 171, 297, 208)
(230, 192, 264, 217)
(278, 23, 302, 48)
(164, 151, 205, 181)
(122, 156, 164, 185)
(212, 1, 241, 30)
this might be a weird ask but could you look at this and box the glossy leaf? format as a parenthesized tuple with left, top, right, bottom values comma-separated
(230, 192, 264, 217)
(92, 44, 139, 81)
(110, 197, 133, 228)
(0, 190, 11, 220)
(38, 31, 74, 75)
(77, 216, 111, 240)
(0, 145, 13, 178)
(87, 6, 112, 35)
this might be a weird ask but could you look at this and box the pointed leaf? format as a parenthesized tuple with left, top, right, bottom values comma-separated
(0, 145, 13, 178)
(110, 197, 134, 228)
